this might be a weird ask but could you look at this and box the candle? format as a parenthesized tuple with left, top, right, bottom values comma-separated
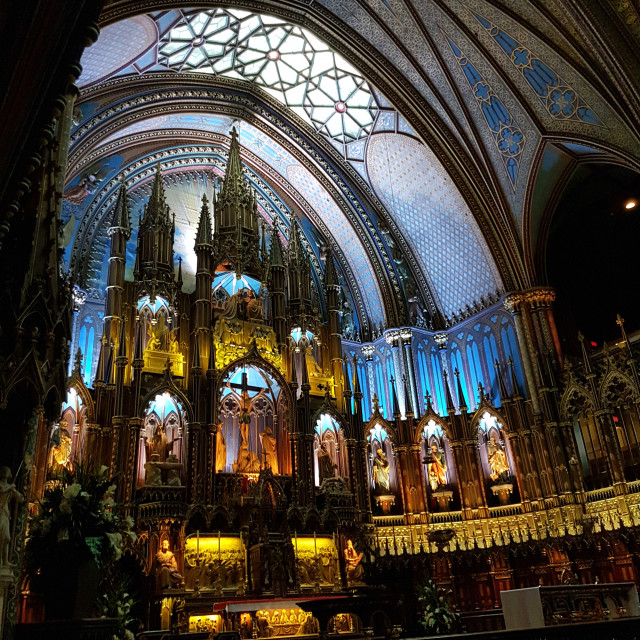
(218, 530, 221, 563)
(295, 531, 298, 554)
(197, 530, 200, 563)
(314, 532, 317, 557)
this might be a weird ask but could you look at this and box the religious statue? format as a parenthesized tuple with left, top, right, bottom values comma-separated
(245, 290, 264, 321)
(165, 454, 182, 486)
(146, 422, 173, 462)
(234, 439, 261, 474)
(0, 466, 23, 566)
(427, 444, 447, 491)
(215, 427, 227, 472)
(487, 436, 509, 483)
(259, 426, 278, 474)
(220, 289, 246, 320)
(144, 453, 163, 485)
(156, 538, 184, 589)
(318, 442, 337, 481)
(49, 428, 72, 475)
(372, 448, 390, 493)
(169, 331, 180, 354)
(343, 539, 364, 586)
(147, 315, 169, 351)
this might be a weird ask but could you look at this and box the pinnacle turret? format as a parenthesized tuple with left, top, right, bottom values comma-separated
(142, 164, 171, 228)
(454, 368, 467, 411)
(195, 194, 213, 247)
(220, 127, 250, 201)
(213, 128, 263, 280)
(324, 252, 339, 288)
(288, 217, 305, 267)
(390, 376, 401, 419)
(443, 369, 456, 414)
(270, 221, 285, 268)
(110, 178, 131, 238)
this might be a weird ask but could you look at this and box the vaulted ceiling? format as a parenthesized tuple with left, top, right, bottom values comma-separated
(63, 1, 640, 339)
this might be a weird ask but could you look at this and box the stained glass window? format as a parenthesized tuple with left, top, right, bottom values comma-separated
(158, 9, 377, 143)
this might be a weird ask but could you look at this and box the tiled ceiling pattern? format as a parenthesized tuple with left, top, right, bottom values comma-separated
(366, 132, 501, 318)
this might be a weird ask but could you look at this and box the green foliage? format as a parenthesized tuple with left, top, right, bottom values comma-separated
(98, 565, 138, 640)
(417, 579, 461, 636)
(25, 463, 136, 581)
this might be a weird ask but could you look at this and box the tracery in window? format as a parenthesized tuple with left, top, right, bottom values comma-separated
(158, 9, 378, 144)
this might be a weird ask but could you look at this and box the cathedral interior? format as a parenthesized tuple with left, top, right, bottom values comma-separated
(1, 1, 640, 638)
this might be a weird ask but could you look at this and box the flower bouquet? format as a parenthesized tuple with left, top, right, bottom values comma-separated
(25, 464, 136, 620)
(417, 578, 461, 635)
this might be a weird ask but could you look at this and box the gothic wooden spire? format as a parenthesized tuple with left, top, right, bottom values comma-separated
(390, 375, 401, 419)
(195, 193, 213, 247)
(270, 221, 284, 268)
(143, 164, 171, 228)
(220, 127, 250, 201)
(443, 369, 456, 414)
(403, 374, 414, 417)
(212, 128, 263, 280)
(494, 360, 510, 401)
(454, 368, 467, 411)
(508, 357, 521, 397)
(111, 177, 131, 238)
(324, 251, 339, 288)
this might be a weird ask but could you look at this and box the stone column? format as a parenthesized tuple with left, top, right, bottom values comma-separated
(400, 328, 420, 417)
(524, 288, 562, 366)
(385, 331, 405, 416)
(434, 333, 451, 415)
(503, 293, 541, 414)
(362, 344, 376, 416)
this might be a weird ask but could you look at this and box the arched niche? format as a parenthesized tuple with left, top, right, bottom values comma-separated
(137, 295, 179, 353)
(421, 418, 455, 496)
(313, 413, 347, 486)
(476, 411, 517, 504)
(367, 421, 396, 496)
(217, 364, 290, 477)
(136, 391, 186, 487)
(48, 386, 89, 475)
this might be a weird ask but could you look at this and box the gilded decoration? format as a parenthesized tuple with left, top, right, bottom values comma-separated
(292, 535, 340, 589)
(184, 535, 246, 593)
(213, 318, 281, 370)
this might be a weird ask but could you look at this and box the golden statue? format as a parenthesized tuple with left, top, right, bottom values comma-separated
(49, 428, 73, 475)
(259, 426, 278, 474)
(344, 539, 364, 585)
(488, 436, 509, 483)
(427, 444, 447, 491)
(215, 427, 227, 472)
